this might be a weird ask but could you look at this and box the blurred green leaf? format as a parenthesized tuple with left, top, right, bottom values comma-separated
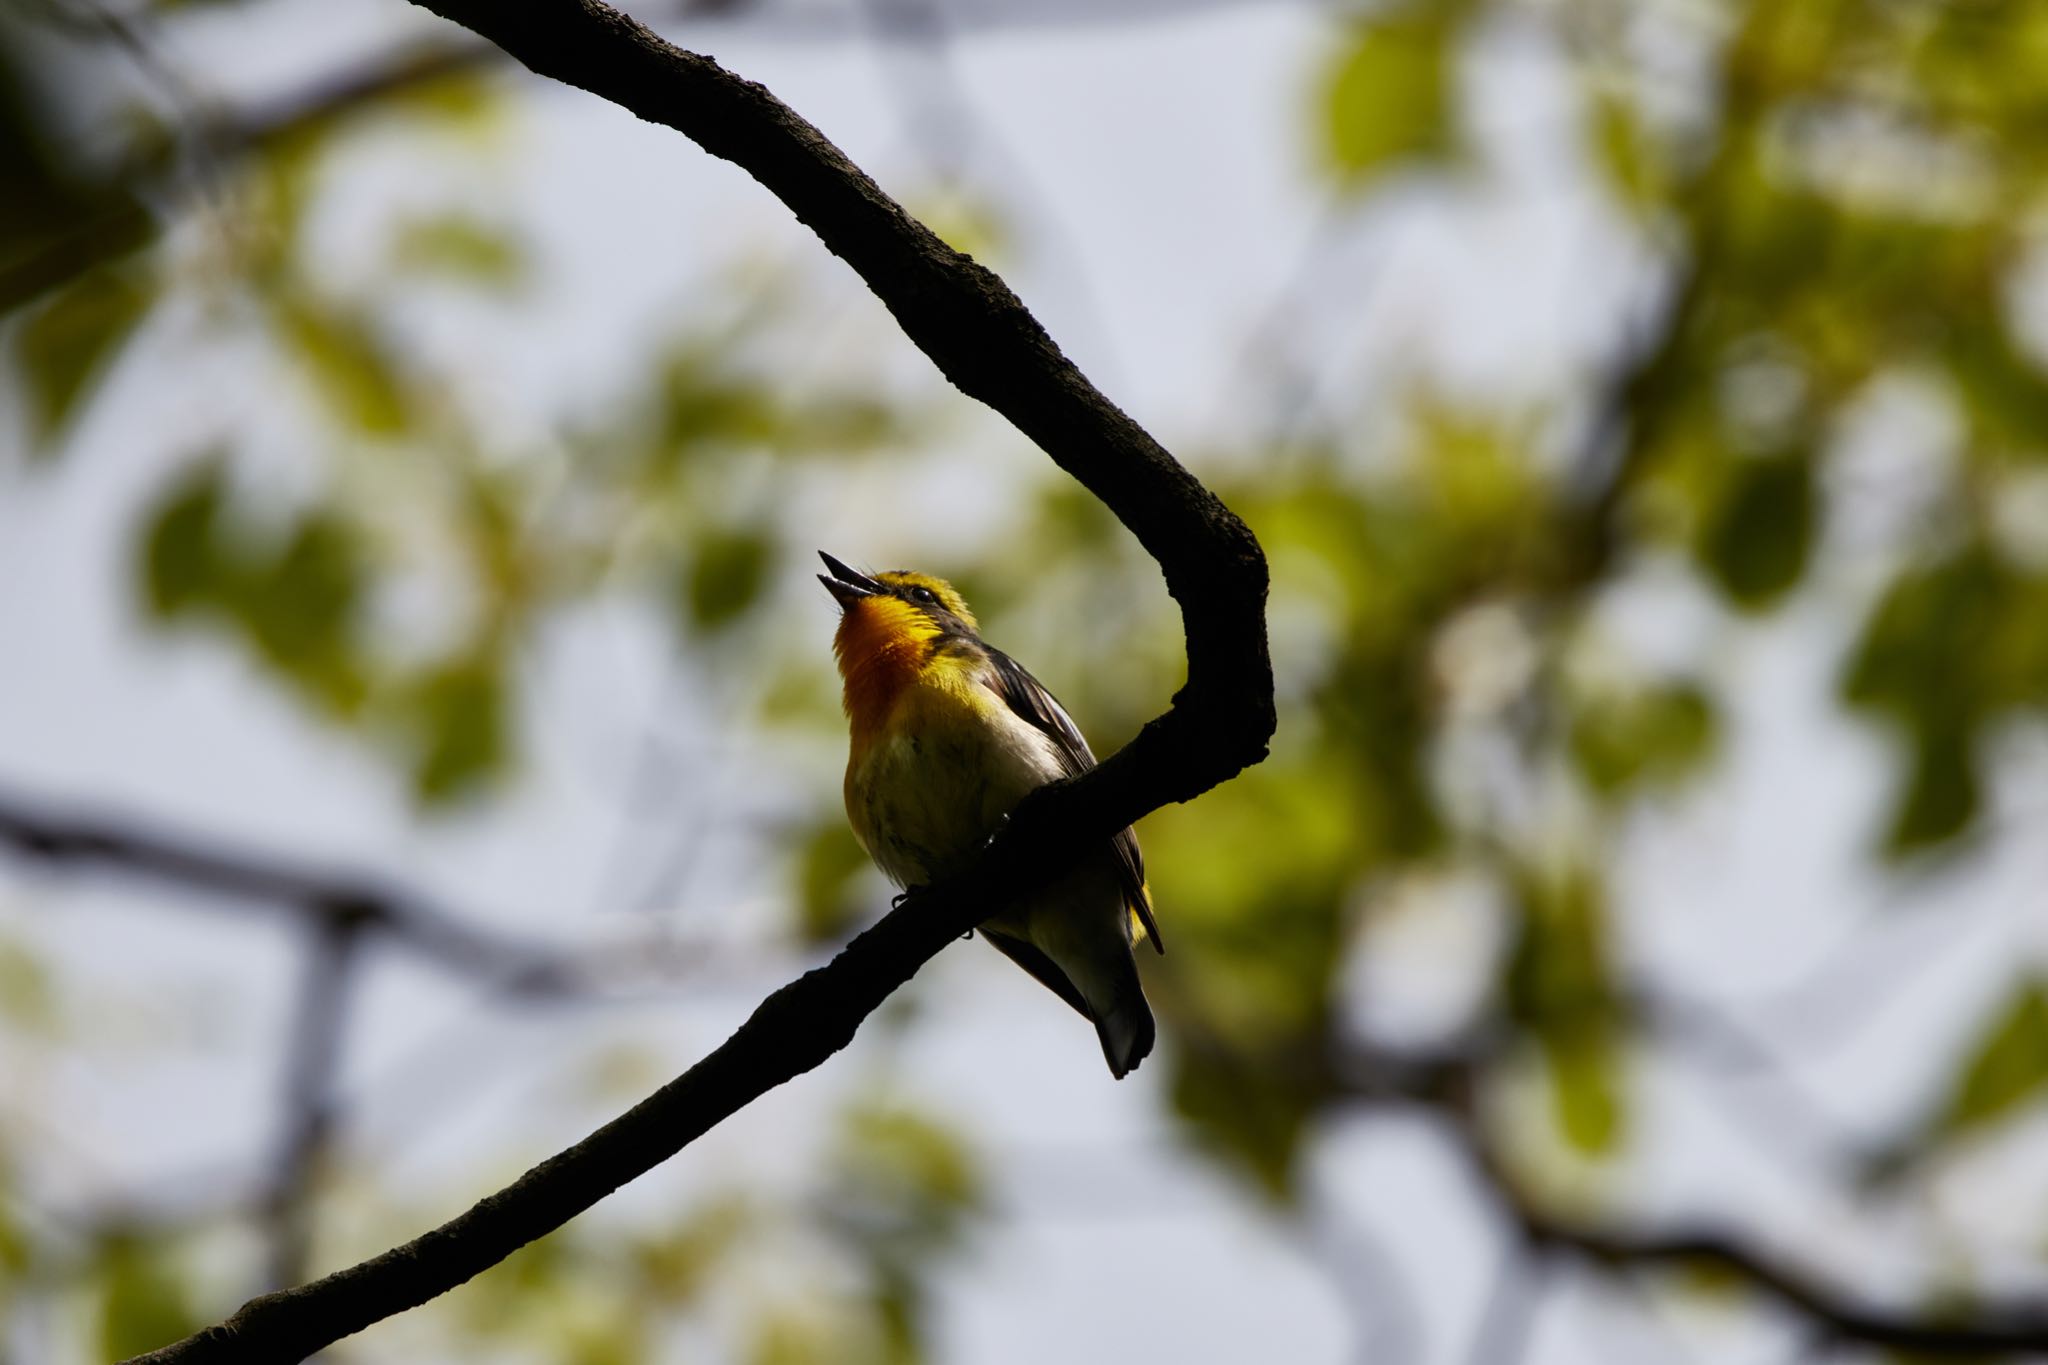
(1695, 451, 1814, 609)
(632, 1196, 751, 1306)
(1545, 1030, 1624, 1156)
(408, 652, 509, 802)
(1321, 8, 1459, 189)
(1931, 978, 2048, 1141)
(1171, 1034, 1328, 1198)
(392, 213, 526, 289)
(12, 265, 152, 447)
(751, 1309, 848, 1365)
(1590, 90, 1663, 215)
(1841, 544, 2048, 852)
(140, 464, 369, 713)
(829, 1104, 982, 1240)
(95, 1236, 198, 1363)
(139, 458, 228, 619)
(1889, 717, 1980, 853)
(795, 819, 872, 944)
(1507, 865, 1625, 1157)
(906, 192, 1009, 262)
(0, 934, 53, 1033)
(276, 294, 412, 436)
(1948, 319, 2048, 449)
(243, 511, 370, 713)
(658, 360, 781, 461)
(1569, 682, 1718, 798)
(682, 528, 773, 633)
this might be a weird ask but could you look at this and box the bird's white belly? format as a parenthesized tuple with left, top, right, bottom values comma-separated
(848, 694, 1065, 888)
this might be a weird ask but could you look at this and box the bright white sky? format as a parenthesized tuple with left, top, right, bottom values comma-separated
(4, 2, 2046, 1363)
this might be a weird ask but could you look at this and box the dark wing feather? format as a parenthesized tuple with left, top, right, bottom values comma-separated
(984, 647, 1164, 954)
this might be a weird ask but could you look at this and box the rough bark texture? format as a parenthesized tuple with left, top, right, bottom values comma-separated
(121, 3, 1273, 1361)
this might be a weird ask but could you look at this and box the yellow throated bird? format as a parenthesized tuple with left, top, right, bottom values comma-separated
(818, 552, 1162, 1078)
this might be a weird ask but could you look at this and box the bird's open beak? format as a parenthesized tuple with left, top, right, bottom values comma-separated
(818, 551, 883, 610)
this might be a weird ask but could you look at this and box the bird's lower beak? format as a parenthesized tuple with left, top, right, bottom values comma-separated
(818, 551, 883, 609)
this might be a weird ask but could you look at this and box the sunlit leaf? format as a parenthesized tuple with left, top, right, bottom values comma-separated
(95, 1236, 197, 1363)
(1545, 1031, 1624, 1156)
(1590, 89, 1663, 215)
(392, 214, 527, 289)
(1931, 979, 2048, 1141)
(905, 192, 1010, 262)
(1321, 8, 1460, 189)
(12, 265, 152, 447)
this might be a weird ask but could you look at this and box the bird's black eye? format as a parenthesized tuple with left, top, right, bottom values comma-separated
(908, 586, 938, 605)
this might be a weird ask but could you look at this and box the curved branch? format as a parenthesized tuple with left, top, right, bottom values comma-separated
(120, 3, 1272, 1361)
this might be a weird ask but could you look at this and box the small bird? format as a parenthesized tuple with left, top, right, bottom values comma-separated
(818, 551, 1163, 1078)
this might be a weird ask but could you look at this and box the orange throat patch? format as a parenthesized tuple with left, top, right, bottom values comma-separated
(834, 596, 941, 743)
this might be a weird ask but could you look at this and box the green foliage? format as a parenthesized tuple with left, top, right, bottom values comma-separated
(1588, 89, 1665, 216)
(1843, 542, 2048, 852)
(94, 1235, 198, 1363)
(1931, 979, 2048, 1143)
(391, 214, 527, 290)
(275, 293, 414, 437)
(824, 1103, 983, 1255)
(11, 265, 153, 447)
(0, 933, 54, 1033)
(1321, 5, 1463, 188)
(1569, 681, 1718, 798)
(1507, 865, 1625, 1156)
(138, 462, 371, 714)
(435, 1101, 974, 1365)
(406, 651, 511, 803)
(683, 528, 775, 633)
(1171, 1031, 1330, 1198)
(140, 457, 229, 619)
(1694, 451, 1814, 609)
(794, 819, 873, 943)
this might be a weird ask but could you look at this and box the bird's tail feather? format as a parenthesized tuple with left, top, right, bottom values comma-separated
(1093, 969, 1155, 1079)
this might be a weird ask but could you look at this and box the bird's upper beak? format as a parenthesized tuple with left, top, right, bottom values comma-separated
(818, 551, 883, 610)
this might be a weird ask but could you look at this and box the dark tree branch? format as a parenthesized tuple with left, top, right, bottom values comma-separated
(117, 2, 1272, 1361)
